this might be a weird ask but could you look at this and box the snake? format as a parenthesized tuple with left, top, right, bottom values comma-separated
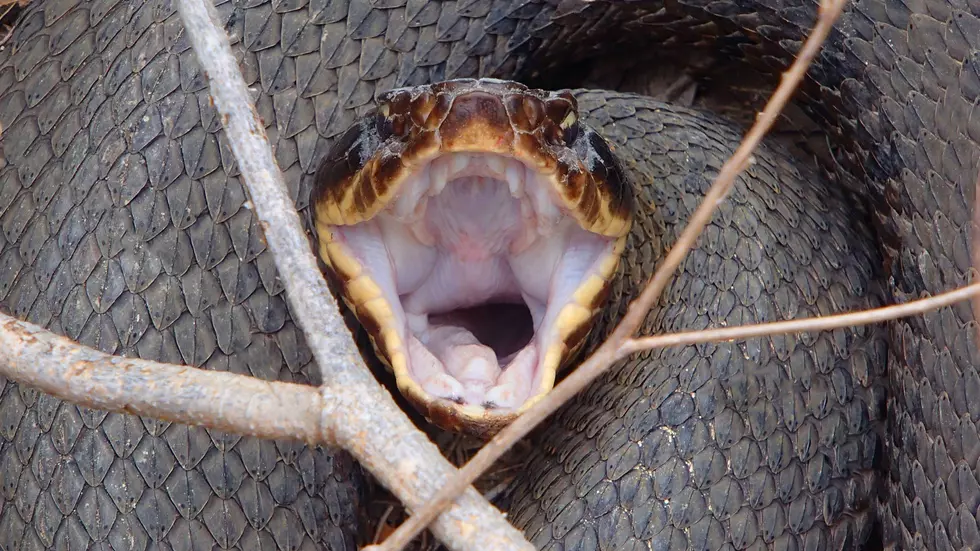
(0, 0, 975, 550)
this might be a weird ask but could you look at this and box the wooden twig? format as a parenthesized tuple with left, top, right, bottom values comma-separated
(0, 312, 328, 443)
(370, 1, 851, 549)
(373, 505, 397, 545)
(175, 1, 533, 550)
(971, 166, 980, 339)
(620, 282, 980, 356)
(177, 0, 360, 386)
(0, 2, 17, 51)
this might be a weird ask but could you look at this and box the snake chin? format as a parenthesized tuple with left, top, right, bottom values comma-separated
(326, 151, 622, 434)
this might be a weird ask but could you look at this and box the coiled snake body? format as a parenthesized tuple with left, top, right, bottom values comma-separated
(0, 0, 973, 550)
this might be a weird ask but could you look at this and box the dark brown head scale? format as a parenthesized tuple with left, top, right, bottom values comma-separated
(375, 84, 445, 133)
(543, 91, 579, 143)
(503, 92, 545, 134)
(437, 90, 516, 151)
(569, 123, 634, 225)
(377, 88, 414, 117)
(374, 90, 413, 140)
(312, 116, 376, 209)
(434, 78, 531, 96)
(313, 95, 419, 225)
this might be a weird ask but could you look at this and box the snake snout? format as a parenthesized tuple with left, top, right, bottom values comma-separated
(312, 79, 634, 436)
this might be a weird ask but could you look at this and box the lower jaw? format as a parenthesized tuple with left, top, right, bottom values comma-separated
(405, 302, 542, 410)
(393, 317, 592, 438)
(336, 244, 627, 436)
(399, 379, 554, 439)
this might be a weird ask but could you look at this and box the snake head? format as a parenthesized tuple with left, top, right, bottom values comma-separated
(311, 79, 633, 438)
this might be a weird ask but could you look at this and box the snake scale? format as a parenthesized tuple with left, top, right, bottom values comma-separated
(0, 0, 976, 549)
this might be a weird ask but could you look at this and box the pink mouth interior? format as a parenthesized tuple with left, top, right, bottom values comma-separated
(331, 153, 616, 410)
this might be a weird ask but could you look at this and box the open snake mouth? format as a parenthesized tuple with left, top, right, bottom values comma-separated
(311, 79, 633, 436)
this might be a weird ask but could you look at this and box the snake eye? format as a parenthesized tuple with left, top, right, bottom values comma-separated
(374, 102, 409, 140)
(546, 92, 579, 145)
(374, 108, 395, 139)
(559, 110, 577, 129)
(562, 117, 580, 145)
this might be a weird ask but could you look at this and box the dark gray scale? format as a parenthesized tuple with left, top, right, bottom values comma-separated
(505, 93, 888, 551)
(0, 1, 372, 549)
(501, 1, 980, 549)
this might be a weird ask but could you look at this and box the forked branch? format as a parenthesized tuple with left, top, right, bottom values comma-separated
(182, 1, 535, 550)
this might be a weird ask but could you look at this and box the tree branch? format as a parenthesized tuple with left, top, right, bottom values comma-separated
(177, 0, 359, 386)
(0, 312, 532, 551)
(0, 312, 327, 443)
(971, 166, 980, 341)
(619, 282, 980, 357)
(370, 1, 851, 548)
(175, 0, 533, 549)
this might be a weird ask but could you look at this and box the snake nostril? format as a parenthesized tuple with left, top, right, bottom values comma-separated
(374, 111, 395, 139)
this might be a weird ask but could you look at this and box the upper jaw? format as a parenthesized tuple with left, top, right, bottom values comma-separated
(388, 153, 565, 253)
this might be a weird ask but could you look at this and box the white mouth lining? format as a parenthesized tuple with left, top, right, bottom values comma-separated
(328, 153, 618, 413)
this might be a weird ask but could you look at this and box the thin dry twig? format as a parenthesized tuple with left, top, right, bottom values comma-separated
(620, 282, 980, 356)
(374, 505, 397, 544)
(178, 0, 360, 387)
(175, 1, 532, 550)
(371, 1, 851, 549)
(0, 312, 328, 444)
(972, 166, 980, 339)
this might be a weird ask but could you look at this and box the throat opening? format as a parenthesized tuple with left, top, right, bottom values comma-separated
(429, 302, 534, 363)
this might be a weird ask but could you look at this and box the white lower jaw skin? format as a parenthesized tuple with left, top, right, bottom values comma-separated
(331, 153, 615, 413)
